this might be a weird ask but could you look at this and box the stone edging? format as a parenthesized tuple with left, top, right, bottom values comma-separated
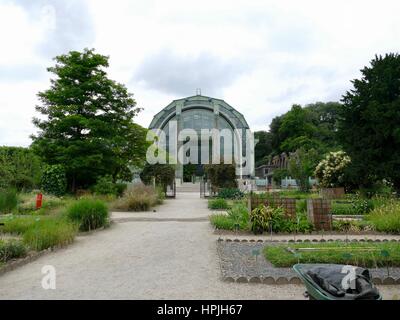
(221, 274, 400, 285)
(0, 225, 111, 277)
(0, 245, 68, 277)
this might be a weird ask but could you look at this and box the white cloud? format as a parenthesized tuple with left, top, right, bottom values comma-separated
(1, 0, 400, 145)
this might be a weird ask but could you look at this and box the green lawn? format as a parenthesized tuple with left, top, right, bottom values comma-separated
(264, 241, 400, 268)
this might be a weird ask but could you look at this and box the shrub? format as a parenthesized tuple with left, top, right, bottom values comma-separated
(204, 163, 237, 189)
(227, 203, 249, 224)
(250, 205, 276, 234)
(23, 218, 77, 251)
(208, 198, 229, 210)
(367, 200, 400, 233)
(92, 175, 117, 195)
(41, 165, 67, 196)
(114, 184, 160, 211)
(249, 204, 313, 234)
(314, 151, 351, 188)
(115, 183, 128, 197)
(217, 188, 244, 200)
(0, 240, 27, 262)
(66, 199, 109, 231)
(0, 189, 18, 214)
(0, 146, 42, 191)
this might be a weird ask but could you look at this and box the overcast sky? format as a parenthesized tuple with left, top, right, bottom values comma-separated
(1, 0, 399, 147)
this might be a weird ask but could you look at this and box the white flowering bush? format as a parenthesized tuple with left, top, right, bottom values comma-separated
(314, 151, 351, 188)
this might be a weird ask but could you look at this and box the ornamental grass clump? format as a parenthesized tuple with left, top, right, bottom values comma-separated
(208, 198, 229, 210)
(22, 218, 77, 251)
(114, 184, 160, 211)
(66, 199, 109, 231)
(0, 240, 27, 262)
(367, 200, 400, 234)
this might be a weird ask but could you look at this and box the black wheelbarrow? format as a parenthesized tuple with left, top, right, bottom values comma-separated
(293, 264, 382, 300)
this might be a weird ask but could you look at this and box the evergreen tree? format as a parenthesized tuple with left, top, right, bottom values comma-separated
(31, 49, 145, 192)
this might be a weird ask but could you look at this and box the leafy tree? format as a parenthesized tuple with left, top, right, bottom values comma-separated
(31, 49, 145, 192)
(338, 53, 400, 191)
(0, 147, 42, 191)
(140, 163, 176, 191)
(288, 148, 320, 192)
(265, 102, 342, 157)
(204, 163, 237, 189)
(272, 168, 289, 186)
(254, 131, 272, 167)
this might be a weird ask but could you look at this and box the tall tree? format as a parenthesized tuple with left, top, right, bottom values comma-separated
(254, 131, 272, 167)
(31, 49, 144, 192)
(338, 53, 400, 190)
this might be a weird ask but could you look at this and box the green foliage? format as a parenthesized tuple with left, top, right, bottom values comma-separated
(0, 215, 77, 251)
(288, 148, 320, 192)
(22, 218, 77, 251)
(0, 215, 40, 235)
(31, 49, 146, 192)
(41, 165, 67, 196)
(208, 198, 229, 210)
(92, 175, 117, 195)
(367, 200, 400, 233)
(209, 203, 249, 230)
(114, 184, 161, 211)
(217, 188, 244, 200)
(254, 131, 273, 166)
(0, 147, 42, 191)
(66, 199, 109, 231)
(338, 53, 400, 191)
(183, 163, 197, 182)
(249, 205, 277, 234)
(204, 163, 237, 189)
(331, 196, 374, 215)
(0, 240, 27, 262)
(140, 163, 176, 192)
(276, 190, 320, 199)
(270, 102, 341, 155)
(209, 214, 238, 230)
(114, 183, 128, 197)
(296, 199, 307, 213)
(272, 168, 289, 185)
(264, 242, 400, 267)
(0, 189, 18, 214)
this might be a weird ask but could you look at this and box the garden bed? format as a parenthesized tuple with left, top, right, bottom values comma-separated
(264, 241, 400, 267)
(217, 240, 400, 284)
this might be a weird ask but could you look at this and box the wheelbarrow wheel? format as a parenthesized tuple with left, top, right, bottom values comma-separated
(304, 291, 316, 300)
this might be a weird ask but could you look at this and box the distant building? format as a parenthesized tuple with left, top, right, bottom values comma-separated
(255, 152, 317, 188)
(149, 94, 255, 184)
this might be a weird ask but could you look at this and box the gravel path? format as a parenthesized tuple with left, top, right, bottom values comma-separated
(0, 193, 399, 299)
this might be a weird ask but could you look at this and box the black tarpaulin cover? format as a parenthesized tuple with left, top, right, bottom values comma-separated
(305, 264, 380, 300)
